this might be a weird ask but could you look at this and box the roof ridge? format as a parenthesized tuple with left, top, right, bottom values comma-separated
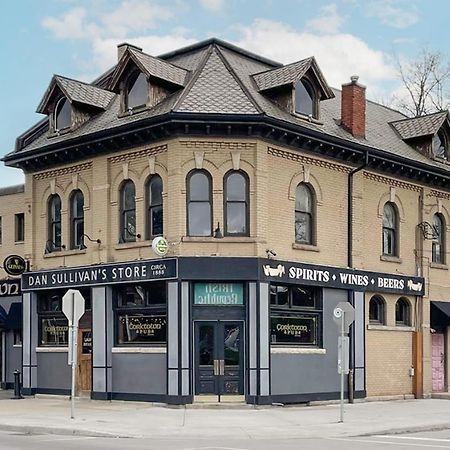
(251, 56, 314, 77)
(129, 47, 189, 74)
(171, 44, 214, 111)
(390, 110, 448, 125)
(214, 45, 263, 114)
(55, 74, 112, 91)
(159, 37, 281, 68)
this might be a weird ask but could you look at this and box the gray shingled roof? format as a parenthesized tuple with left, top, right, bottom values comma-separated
(9, 38, 450, 177)
(390, 111, 448, 140)
(252, 57, 334, 99)
(36, 76, 115, 114)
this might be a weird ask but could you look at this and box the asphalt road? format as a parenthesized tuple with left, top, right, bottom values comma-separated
(2, 430, 450, 450)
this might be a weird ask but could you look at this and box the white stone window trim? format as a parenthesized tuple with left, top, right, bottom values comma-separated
(270, 346, 326, 355)
(367, 325, 414, 332)
(36, 347, 68, 352)
(112, 346, 166, 354)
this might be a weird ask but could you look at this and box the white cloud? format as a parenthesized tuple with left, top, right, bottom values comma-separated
(234, 19, 396, 95)
(199, 0, 224, 12)
(366, 0, 419, 28)
(306, 3, 345, 34)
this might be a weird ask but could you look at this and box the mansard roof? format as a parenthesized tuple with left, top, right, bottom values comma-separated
(36, 75, 115, 114)
(252, 57, 335, 100)
(390, 111, 449, 140)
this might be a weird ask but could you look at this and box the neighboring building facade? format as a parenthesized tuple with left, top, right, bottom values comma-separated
(1, 38, 450, 403)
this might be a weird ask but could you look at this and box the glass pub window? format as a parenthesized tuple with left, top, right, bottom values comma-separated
(224, 171, 248, 236)
(395, 298, 411, 326)
(187, 170, 212, 236)
(146, 175, 163, 239)
(15, 213, 25, 242)
(120, 180, 136, 242)
(432, 214, 445, 264)
(48, 194, 62, 251)
(382, 202, 397, 256)
(295, 183, 314, 244)
(70, 190, 84, 249)
(126, 72, 148, 110)
(369, 295, 385, 324)
(54, 97, 71, 131)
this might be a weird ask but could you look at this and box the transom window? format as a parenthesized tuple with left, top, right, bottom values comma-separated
(54, 97, 71, 131)
(120, 180, 137, 242)
(295, 79, 316, 118)
(295, 183, 314, 244)
(270, 284, 322, 346)
(369, 295, 386, 325)
(47, 194, 62, 252)
(395, 297, 411, 326)
(126, 72, 148, 111)
(187, 170, 212, 237)
(70, 190, 84, 249)
(224, 171, 249, 236)
(382, 202, 398, 256)
(146, 175, 163, 239)
(432, 213, 445, 264)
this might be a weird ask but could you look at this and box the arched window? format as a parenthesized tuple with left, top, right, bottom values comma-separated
(146, 175, 163, 239)
(224, 171, 249, 236)
(432, 213, 445, 264)
(187, 170, 212, 237)
(369, 295, 386, 325)
(48, 194, 62, 252)
(382, 202, 398, 256)
(295, 183, 314, 244)
(126, 72, 148, 110)
(395, 298, 411, 326)
(54, 97, 71, 131)
(295, 79, 316, 117)
(70, 190, 84, 249)
(120, 180, 136, 242)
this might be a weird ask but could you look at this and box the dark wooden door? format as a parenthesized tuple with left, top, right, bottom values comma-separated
(195, 321, 244, 397)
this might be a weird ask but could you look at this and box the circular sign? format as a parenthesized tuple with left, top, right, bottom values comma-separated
(3, 255, 26, 276)
(152, 237, 169, 257)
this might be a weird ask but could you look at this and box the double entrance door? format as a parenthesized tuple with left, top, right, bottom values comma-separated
(195, 321, 244, 399)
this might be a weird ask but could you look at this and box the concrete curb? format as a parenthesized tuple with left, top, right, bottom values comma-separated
(358, 423, 450, 438)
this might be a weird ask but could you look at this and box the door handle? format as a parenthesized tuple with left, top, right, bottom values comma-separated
(219, 359, 225, 376)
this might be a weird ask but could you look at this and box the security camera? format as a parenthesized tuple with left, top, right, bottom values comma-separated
(266, 249, 277, 258)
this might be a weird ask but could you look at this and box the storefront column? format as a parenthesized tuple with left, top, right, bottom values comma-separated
(248, 282, 258, 398)
(22, 292, 38, 395)
(1, 331, 5, 388)
(167, 281, 180, 402)
(353, 291, 366, 396)
(259, 282, 270, 400)
(180, 282, 190, 399)
(92, 286, 113, 400)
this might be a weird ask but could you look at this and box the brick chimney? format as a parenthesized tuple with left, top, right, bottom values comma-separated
(341, 75, 366, 139)
(117, 42, 143, 61)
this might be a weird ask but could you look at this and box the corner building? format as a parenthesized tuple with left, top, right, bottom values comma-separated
(3, 39, 450, 404)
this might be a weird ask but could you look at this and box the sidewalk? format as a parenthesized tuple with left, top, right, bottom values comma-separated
(0, 395, 449, 439)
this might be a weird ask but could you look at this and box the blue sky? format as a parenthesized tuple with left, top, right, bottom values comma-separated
(1, 0, 449, 186)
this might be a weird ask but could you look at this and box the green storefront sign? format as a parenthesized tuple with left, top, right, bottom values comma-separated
(194, 283, 244, 305)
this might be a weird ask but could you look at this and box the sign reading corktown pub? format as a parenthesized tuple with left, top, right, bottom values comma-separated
(260, 259, 425, 296)
(22, 258, 177, 290)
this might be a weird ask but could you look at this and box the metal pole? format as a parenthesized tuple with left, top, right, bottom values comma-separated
(70, 292, 76, 420)
(339, 312, 345, 423)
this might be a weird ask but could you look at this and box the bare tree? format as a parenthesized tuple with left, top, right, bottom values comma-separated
(392, 49, 450, 117)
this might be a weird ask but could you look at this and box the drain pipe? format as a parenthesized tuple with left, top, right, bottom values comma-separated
(347, 150, 369, 404)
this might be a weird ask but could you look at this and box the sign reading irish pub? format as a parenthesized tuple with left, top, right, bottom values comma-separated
(22, 258, 178, 290)
(260, 259, 425, 296)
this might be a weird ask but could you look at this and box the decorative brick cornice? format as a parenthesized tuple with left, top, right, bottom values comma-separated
(364, 171, 422, 192)
(180, 141, 256, 151)
(109, 144, 167, 164)
(33, 162, 92, 180)
(268, 146, 350, 173)
(429, 189, 450, 199)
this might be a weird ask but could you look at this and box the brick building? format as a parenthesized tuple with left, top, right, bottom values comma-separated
(0, 38, 449, 403)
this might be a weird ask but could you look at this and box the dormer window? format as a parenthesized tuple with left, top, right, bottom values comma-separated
(54, 97, 71, 131)
(294, 79, 317, 118)
(126, 71, 148, 111)
(432, 130, 447, 159)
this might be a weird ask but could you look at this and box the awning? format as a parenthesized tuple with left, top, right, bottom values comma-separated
(6, 302, 22, 330)
(0, 305, 6, 328)
(431, 301, 450, 328)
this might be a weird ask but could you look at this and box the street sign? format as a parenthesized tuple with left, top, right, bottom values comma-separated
(333, 302, 355, 333)
(338, 336, 350, 375)
(62, 289, 85, 326)
(62, 289, 85, 420)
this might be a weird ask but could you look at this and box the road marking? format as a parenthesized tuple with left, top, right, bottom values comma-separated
(379, 436, 450, 443)
(329, 437, 450, 448)
(35, 436, 97, 442)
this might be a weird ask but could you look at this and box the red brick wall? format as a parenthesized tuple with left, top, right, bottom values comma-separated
(341, 82, 366, 138)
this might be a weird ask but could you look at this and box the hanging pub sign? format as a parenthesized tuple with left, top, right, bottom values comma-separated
(22, 258, 178, 290)
(3, 255, 26, 276)
(260, 259, 425, 296)
(194, 283, 244, 305)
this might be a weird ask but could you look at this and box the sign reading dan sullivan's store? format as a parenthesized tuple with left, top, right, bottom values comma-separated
(260, 259, 425, 296)
(22, 258, 177, 290)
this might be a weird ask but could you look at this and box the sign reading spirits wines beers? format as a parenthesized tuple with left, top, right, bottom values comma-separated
(194, 283, 244, 305)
